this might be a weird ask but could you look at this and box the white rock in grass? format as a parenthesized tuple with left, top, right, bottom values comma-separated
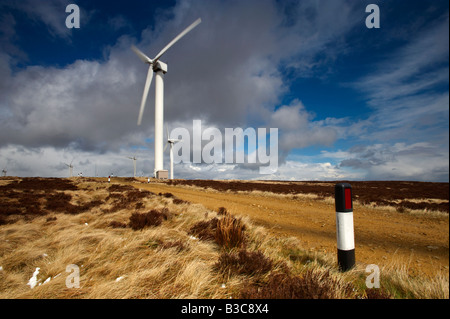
(27, 267, 40, 289)
(115, 276, 125, 282)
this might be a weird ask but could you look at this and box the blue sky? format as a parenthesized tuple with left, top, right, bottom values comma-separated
(0, 0, 448, 181)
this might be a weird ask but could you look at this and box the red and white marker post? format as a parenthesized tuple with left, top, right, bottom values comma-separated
(335, 183, 355, 271)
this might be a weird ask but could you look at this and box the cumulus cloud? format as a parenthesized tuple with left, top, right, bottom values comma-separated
(0, 40, 148, 151)
(269, 100, 338, 158)
(337, 143, 449, 182)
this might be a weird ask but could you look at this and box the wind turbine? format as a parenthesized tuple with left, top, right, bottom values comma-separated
(164, 126, 181, 180)
(65, 160, 74, 177)
(127, 156, 137, 178)
(1, 167, 6, 177)
(131, 18, 201, 178)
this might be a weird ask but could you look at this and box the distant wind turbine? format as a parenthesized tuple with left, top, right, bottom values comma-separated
(131, 18, 201, 178)
(65, 160, 74, 177)
(164, 126, 181, 180)
(127, 156, 137, 178)
(2, 167, 6, 177)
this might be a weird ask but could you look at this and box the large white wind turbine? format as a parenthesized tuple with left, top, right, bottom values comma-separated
(132, 18, 201, 178)
(164, 127, 181, 180)
(127, 156, 137, 178)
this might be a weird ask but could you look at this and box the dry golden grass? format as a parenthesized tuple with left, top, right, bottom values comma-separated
(0, 178, 448, 299)
(376, 258, 449, 299)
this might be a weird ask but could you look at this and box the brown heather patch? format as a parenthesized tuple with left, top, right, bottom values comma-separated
(240, 269, 355, 299)
(0, 201, 22, 217)
(364, 288, 392, 299)
(172, 198, 190, 205)
(105, 188, 154, 213)
(214, 249, 273, 277)
(128, 208, 171, 230)
(108, 184, 135, 193)
(108, 220, 127, 229)
(45, 192, 73, 212)
(127, 189, 155, 201)
(159, 192, 174, 198)
(188, 217, 218, 241)
(217, 207, 228, 216)
(45, 192, 103, 215)
(1, 177, 78, 192)
(0, 178, 107, 223)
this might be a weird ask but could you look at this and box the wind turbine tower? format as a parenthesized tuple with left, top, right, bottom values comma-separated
(132, 18, 201, 178)
(127, 156, 137, 178)
(65, 161, 74, 178)
(165, 127, 181, 180)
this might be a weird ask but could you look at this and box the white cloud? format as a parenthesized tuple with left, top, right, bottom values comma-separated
(338, 142, 449, 182)
(257, 160, 360, 181)
(269, 100, 338, 155)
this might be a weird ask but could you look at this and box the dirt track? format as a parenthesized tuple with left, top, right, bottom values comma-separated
(135, 181, 449, 277)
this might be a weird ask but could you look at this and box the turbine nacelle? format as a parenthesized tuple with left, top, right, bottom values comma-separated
(153, 61, 168, 73)
(168, 138, 181, 144)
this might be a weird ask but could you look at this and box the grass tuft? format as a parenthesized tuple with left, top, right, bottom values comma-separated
(214, 214, 246, 250)
(189, 212, 247, 250)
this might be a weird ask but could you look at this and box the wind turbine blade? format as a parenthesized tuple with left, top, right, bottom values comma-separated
(166, 125, 169, 140)
(131, 45, 153, 64)
(164, 142, 169, 152)
(137, 67, 154, 126)
(153, 18, 201, 62)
